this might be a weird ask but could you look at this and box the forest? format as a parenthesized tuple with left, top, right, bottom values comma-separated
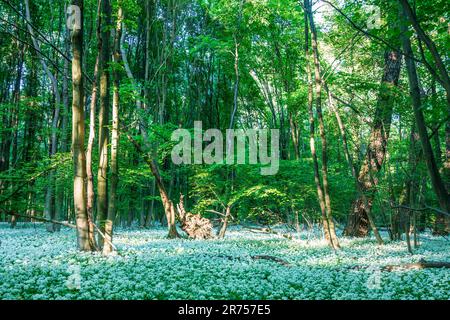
(0, 0, 449, 301)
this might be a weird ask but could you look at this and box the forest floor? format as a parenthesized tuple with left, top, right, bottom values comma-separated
(0, 223, 449, 300)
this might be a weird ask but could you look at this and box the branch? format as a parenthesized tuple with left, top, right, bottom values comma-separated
(0, 156, 70, 204)
(205, 209, 235, 221)
(0, 27, 63, 75)
(1, 210, 76, 229)
(320, 0, 422, 65)
(0, 0, 92, 83)
(389, 203, 450, 217)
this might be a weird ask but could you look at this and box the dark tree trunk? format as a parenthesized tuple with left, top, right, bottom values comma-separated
(398, 4, 450, 235)
(97, 0, 112, 248)
(344, 50, 402, 237)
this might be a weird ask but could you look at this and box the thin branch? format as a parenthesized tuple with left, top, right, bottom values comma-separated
(0, 27, 63, 75)
(1, 210, 76, 229)
(0, 157, 70, 204)
(389, 202, 450, 217)
(321, 0, 420, 64)
(0, 0, 92, 83)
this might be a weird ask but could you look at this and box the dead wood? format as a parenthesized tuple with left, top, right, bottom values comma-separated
(176, 195, 213, 240)
(251, 255, 292, 266)
(381, 259, 450, 271)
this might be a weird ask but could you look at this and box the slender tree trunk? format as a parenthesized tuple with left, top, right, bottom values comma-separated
(344, 49, 401, 237)
(399, 4, 450, 235)
(121, 25, 179, 239)
(218, 206, 231, 239)
(23, 49, 38, 223)
(86, 0, 102, 251)
(71, 0, 94, 251)
(305, 0, 339, 249)
(6, 42, 24, 228)
(289, 113, 300, 160)
(97, 0, 112, 248)
(398, 0, 450, 106)
(86, 55, 100, 248)
(25, 0, 61, 232)
(103, 3, 123, 255)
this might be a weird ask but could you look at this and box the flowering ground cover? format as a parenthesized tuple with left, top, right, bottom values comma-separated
(0, 223, 448, 300)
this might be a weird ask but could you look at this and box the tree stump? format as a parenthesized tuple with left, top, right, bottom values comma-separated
(177, 195, 213, 240)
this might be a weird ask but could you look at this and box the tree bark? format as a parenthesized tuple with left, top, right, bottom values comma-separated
(398, 0, 450, 106)
(25, 0, 61, 232)
(85, 0, 102, 250)
(97, 0, 112, 248)
(344, 50, 401, 237)
(399, 4, 450, 235)
(71, 0, 94, 251)
(218, 206, 231, 239)
(304, 0, 340, 249)
(103, 3, 123, 255)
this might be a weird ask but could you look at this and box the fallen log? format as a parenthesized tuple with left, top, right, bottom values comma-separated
(214, 254, 292, 267)
(381, 259, 450, 271)
(251, 255, 292, 267)
(347, 259, 450, 272)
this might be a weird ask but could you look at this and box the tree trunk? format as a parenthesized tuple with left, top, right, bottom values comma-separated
(97, 0, 112, 249)
(304, 0, 339, 249)
(399, 4, 450, 235)
(7, 43, 24, 228)
(218, 206, 231, 239)
(86, 0, 102, 250)
(71, 0, 94, 251)
(344, 49, 401, 237)
(398, 0, 450, 106)
(25, 0, 61, 232)
(103, 3, 123, 255)
(289, 113, 300, 160)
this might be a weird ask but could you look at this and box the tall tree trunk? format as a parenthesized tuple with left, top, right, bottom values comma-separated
(25, 0, 61, 232)
(399, 4, 450, 235)
(97, 0, 112, 248)
(120, 25, 179, 239)
(71, 0, 94, 251)
(344, 50, 401, 237)
(23, 48, 38, 223)
(398, 0, 450, 106)
(326, 84, 384, 244)
(86, 0, 102, 251)
(55, 2, 71, 232)
(103, 3, 123, 255)
(305, 0, 339, 249)
(289, 113, 300, 160)
(7, 41, 24, 228)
